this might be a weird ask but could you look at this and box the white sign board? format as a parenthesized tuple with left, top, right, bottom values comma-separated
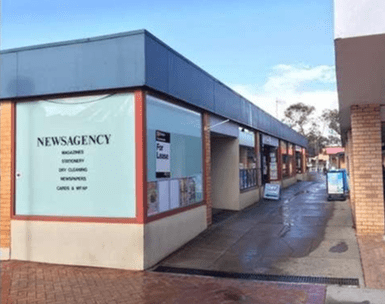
(264, 183, 281, 200)
(156, 130, 171, 178)
(327, 172, 344, 194)
(239, 129, 255, 147)
(262, 134, 279, 147)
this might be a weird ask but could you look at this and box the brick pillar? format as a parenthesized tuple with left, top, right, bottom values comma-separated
(351, 104, 384, 235)
(1, 102, 14, 260)
(203, 113, 212, 226)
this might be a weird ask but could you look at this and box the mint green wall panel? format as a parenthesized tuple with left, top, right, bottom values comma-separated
(16, 93, 136, 217)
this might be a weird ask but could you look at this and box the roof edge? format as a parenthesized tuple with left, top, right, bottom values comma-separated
(0, 29, 147, 54)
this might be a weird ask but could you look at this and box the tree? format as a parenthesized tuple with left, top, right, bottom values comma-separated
(282, 103, 342, 156)
(321, 109, 341, 145)
(282, 103, 315, 136)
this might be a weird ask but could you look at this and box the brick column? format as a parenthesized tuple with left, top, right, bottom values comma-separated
(351, 104, 384, 235)
(203, 113, 212, 226)
(1, 102, 14, 260)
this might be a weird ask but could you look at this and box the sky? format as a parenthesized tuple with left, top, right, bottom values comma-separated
(1, 0, 336, 120)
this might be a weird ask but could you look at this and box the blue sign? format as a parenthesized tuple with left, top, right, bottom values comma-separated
(327, 171, 344, 194)
(264, 183, 281, 200)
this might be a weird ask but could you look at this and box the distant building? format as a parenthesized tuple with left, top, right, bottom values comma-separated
(308, 147, 345, 171)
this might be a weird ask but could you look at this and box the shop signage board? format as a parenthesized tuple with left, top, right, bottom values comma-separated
(295, 145, 302, 152)
(239, 128, 255, 147)
(262, 134, 279, 147)
(156, 130, 171, 178)
(264, 183, 281, 200)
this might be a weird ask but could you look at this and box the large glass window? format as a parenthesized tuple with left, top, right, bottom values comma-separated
(146, 95, 203, 216)
(16, 93, 136, 218)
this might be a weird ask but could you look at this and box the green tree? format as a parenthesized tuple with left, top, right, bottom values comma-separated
(282, 103, 342, 155)
(283, 103, 315, 136)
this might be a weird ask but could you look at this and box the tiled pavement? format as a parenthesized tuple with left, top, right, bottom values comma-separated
(0, 260, 326, 304)
(357, 235, 385, 289)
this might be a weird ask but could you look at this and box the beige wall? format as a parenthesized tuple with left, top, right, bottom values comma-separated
(11, 220, 144, 270)
(211, 137, 240, 210)
(0, 248, 10, 260)
(296, 173, 309, 181)
(239, 188, 260, 210)
(144, 205, 207, 268)
(282, 176, 297, 189)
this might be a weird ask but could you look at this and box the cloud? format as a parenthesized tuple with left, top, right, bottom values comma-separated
(230, 64, 338, 120)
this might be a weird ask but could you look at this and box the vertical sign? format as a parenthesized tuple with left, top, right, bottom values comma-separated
(327, 171, 344, 194)
(156, 130, 171, 178)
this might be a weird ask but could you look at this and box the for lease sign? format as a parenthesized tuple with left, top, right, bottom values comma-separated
(156, 130, 171, 178)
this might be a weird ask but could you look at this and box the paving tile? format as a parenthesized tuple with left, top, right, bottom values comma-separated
(357, 235, 385, 289)
(266, 256, 364, 283)
(323, 226, 357, 240)
(307, 238, 360, 260)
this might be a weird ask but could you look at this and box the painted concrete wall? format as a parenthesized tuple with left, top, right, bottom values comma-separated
(239, 188, 260, 210)
(11, 221, 144, 270)
(211, 137, 240, 210)
(0, 248, 10, 260)
(282, 176, 297, 189)
(143, 205, 207, 268)
(334, 0, 385, 39)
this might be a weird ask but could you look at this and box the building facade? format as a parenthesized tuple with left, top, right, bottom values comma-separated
(0, 30, 308, 269)
(335, 1, 385, 235)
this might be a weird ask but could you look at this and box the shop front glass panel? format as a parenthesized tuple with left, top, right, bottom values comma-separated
(16, 93, 136, 217)
(146, 95, 203, 216)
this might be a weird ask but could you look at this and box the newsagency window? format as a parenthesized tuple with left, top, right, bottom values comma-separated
(15, 93, 136, 217)
(146, 95, 203, 216)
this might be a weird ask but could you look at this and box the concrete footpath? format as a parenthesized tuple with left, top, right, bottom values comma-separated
(158, 174, 364, 286)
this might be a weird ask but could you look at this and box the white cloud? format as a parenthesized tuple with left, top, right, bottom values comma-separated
(230, 64, 338, 121)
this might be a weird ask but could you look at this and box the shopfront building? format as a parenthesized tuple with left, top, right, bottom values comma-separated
(335, 0, 385, 235)
(0, 30, 308, 267)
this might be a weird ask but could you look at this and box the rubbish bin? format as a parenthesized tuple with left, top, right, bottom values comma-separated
(326, 169, 348, 201)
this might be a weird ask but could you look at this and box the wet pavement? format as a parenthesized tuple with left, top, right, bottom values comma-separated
(157, 173, 364, 286)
